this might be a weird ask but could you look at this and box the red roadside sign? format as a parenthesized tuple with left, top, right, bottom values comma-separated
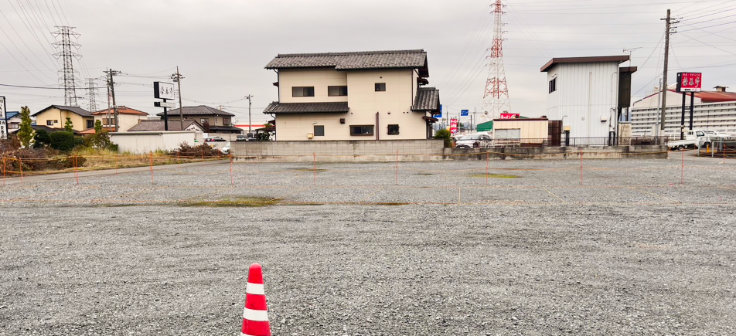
(676, 72, 702, 92)
(450, 118, 458, 134)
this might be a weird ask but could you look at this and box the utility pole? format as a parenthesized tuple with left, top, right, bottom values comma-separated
(659, 9, 678, 132)
(245, 94, 253, 134)
(172, 66, 184, 130)
(104, 69, 120, 131)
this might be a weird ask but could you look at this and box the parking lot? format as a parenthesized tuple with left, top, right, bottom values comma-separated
(1, 153, 734, 335)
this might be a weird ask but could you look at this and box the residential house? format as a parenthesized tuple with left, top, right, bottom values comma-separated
(541, 56, 636, 140)
(93, 106, 149, 132)
(127, 120, 205, 132)
(5, 111, 20, 133)
(156, 105, 241, 133)
(32, 105, 93, 132)
(263, 49, 441, 141)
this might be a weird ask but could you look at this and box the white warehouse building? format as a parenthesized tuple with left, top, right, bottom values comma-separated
(541, 55, 636, 141)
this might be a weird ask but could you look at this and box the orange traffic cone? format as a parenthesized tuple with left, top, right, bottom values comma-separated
(241, 263, 271, 336)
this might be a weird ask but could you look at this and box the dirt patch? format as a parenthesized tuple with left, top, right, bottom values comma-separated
(177, 196, 281, 207)
(469, 173, 520, 178)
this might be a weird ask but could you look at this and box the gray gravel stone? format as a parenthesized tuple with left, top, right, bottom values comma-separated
(0, 154, 734, 335)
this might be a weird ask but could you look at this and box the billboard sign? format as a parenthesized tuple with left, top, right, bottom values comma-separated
(500, 113, 520, 119)
(0, 96, 6, 140)
(676, 72, 702, 93)
(450, 118, 458, 134)
(460, 109, 469, 117)
(434, 104, 443, 118)
(154, 82, 175, 100)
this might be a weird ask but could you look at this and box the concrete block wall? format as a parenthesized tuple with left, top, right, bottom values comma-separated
(231, 140, 445, 162)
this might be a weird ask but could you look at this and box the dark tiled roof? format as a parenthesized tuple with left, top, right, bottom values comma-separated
(33, 105, 92, 117)
(540, 55, 630, 72)
(263, 102, 349, 114)
(156, 105, 235, 117)
(412, 87, 440, 112)
(266, 50, 429, 76)
(127, 120, 203, 132)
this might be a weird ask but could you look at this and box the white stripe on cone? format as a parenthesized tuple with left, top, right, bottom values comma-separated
(245, 283, 265, 295)
(243, 308, 269, 322)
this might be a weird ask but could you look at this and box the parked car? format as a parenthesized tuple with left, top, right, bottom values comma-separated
(455, 133, 493, 148)
(205, 136, 226, 142)
(236, 133, 256, 142)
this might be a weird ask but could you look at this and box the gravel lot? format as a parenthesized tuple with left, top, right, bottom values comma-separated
(1, 153, 735, 335)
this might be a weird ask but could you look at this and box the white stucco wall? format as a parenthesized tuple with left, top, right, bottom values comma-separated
(110, 131, 196, 154)
(274, 68, 427, 141)
(545, 63, 620, 138)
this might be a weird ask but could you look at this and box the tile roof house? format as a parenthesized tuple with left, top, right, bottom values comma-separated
(93, 106, 149, 132)
(155, 105, 241, 133)
(263, 49, 440, 140)
(128, 119, 204, 132)
(32, 105, 94, 132)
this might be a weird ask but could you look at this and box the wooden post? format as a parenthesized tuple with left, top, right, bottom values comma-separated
(485, 152, 489, 185)
(18, 157, 23, 181)
(579, 149, 583, 186)
(681, 150, 684, 185)
(395, 150, 399, 185)
(73, 156, 79, 185)
(150, 152, 154, 184)
(313, 152, 316, 185)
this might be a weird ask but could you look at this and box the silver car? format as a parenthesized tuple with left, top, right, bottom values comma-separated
(455, 133, 492, 148)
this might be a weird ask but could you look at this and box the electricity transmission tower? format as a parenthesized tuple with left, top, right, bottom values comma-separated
(481, 0, 510, 121)
(87, 78, 97, 112)
(52, 26, 81, 106)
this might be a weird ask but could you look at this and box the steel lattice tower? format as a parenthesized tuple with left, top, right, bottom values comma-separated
(481, 0, 510, 121)
(52, 26, 81, 106)
(87, 78, 97, 112)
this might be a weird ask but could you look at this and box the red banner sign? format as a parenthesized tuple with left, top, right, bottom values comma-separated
(677, 72, 702, 92)
(500, 113, 520, 119)
(450, 118, 458, 134)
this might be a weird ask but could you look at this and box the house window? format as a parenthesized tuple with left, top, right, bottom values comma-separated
(104, 118, 114, 126)
(86, 120, 94, 129)
(328, 86, 348, 96)
(313, 125, 324, 136)
(46, 120, 54, 126)
(350, 125, 374, 136)
(292, 86, 315, 97)
(375, 83, 386, 92)
(387, 124, 400, 135)
(549, 78, 556, 93)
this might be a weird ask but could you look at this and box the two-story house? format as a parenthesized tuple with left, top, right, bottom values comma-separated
(93, 106, 149, 132)
(32, 105, 94, 132)
(263, 49, 440, 141)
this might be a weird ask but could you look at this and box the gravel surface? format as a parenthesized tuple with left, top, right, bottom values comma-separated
(1, 153, 735, 335)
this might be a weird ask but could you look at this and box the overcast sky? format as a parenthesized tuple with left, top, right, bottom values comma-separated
(1, 0, 735, 124)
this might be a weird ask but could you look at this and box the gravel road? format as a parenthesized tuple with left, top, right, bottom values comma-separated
(1, 153, 734, 335)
